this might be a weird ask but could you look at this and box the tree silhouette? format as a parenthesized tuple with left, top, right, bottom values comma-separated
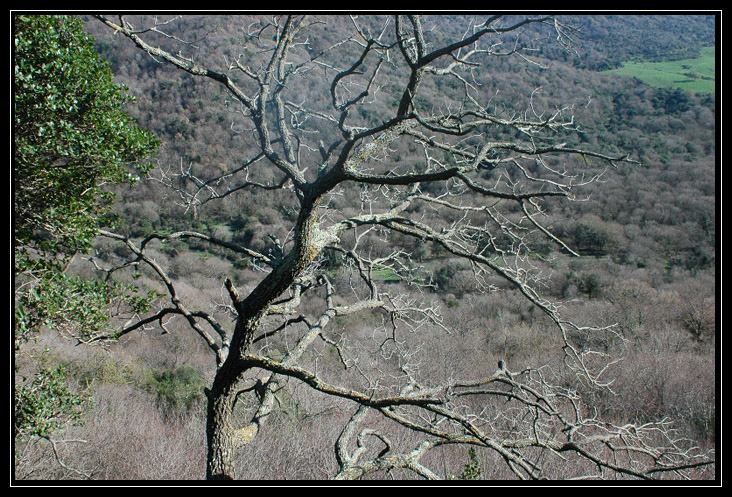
(91, 14, 711, 480)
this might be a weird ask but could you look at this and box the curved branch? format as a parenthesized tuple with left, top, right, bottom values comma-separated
(94, 14, 307, 189)
(240, 353, 442, 410)
(97, 229, 229, 365)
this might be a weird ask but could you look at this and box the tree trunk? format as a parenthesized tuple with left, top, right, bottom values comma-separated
(205, 192, 327, 480)
(205, 358, 243, 480)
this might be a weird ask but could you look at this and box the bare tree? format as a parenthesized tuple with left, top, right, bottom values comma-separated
(90, 14, 711, 480)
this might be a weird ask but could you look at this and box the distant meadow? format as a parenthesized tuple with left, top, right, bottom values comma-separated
(603, 46, 715, 94)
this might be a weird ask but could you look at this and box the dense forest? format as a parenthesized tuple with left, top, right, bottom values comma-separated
(14, 14, 716, 481)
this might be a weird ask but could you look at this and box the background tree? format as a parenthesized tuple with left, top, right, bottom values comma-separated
(13, 14, 158, 465)
(85, 14, 713, 480)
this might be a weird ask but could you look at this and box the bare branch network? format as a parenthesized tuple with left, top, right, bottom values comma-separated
(86, 14, 711, 480)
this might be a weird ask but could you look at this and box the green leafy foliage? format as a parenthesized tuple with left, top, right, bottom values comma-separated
(14, 365, 91, 438)
(14, 14, 159, 265)
(144, 365, 206, 416)
(14, 273, 160, 347)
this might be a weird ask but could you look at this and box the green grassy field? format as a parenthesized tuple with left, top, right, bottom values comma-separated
(604, 46, 715, 94)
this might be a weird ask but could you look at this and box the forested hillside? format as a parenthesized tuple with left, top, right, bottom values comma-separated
(15, 14, 716, 480)
(91, 14, 716, 278)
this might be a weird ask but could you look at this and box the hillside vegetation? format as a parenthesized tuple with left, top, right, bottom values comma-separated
(15, 14, 716, 480)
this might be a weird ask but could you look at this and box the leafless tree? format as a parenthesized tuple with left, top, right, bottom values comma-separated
(90, 14, 712, 480)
